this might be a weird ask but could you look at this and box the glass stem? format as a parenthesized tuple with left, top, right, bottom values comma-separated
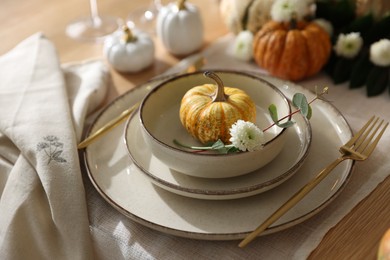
(89, 0, 102, 27)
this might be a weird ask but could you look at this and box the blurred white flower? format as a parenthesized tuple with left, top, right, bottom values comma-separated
(334, 32, 363, 58)
(271, 0, 311, 22)
(229, 120, 264, 152)
(370, 39, 390, 67)
(313, 18, 333, 36)
(232, 30, 254, 61)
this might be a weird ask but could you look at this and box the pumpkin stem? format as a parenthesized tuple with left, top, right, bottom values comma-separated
(177, 0, 186, 11)
(204, 71, 228, 102)
(121, 25, 136, 43)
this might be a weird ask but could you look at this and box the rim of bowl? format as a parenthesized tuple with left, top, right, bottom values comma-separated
(139, 70, 292, 157)
(124, 110, 312, 196)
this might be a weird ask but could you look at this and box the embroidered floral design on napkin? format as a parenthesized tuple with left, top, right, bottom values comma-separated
(37, 135, 67, 164)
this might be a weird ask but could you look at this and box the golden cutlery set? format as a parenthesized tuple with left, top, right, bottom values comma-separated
(239, 116, 388, 247)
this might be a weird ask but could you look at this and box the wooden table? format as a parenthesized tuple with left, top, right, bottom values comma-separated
(2, 0, 389, 258)
(0, 0, 224, 102)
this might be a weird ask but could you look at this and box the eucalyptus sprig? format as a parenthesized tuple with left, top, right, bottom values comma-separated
(174, 87, 328, 154)
(173, 139, 239, 154)
(264, 86, 328, 131)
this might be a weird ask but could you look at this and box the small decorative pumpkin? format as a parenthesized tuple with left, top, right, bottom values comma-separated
(219, 0, 276, 34)
(179, 71, 256, 144)
(253, 19, 331, 81)
(157, 0, 203, 56)
(103, 26, 154, 73)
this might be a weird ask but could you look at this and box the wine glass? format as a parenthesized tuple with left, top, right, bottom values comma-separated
(66, 0, 122, 42)
(126, 0, 161, 34)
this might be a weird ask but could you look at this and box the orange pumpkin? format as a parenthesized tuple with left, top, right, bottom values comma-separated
(253, 20, 331, 81)
(179, 71, 256, 144)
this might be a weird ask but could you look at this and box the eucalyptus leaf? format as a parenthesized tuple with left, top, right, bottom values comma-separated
(212, 139, 225, 150)
(268, 104, 279, 123)
(292, 93, 309, 117)
(226, 146, 239, 154)
(307, 105, 313, 120)
(276, 121, 295, 128)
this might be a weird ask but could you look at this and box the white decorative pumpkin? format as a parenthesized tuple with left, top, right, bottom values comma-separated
(103, 26, 155, 73)
(219, 0, 276, 34)
(157, 0, 204, 56)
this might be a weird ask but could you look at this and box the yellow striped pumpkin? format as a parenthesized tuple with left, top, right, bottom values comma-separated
(179, 72, 256, 144)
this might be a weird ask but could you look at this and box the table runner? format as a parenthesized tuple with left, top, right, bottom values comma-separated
(86, 34, 390, 259)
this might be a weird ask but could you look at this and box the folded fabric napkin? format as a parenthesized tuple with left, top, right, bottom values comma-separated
(0, 33, 107, 259)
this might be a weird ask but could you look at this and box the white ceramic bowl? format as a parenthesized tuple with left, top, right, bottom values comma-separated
(139, 70, 291, 178)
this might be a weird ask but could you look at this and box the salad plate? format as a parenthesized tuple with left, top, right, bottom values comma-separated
(83, 73, 353, 240)
(124, 108, 311, 200)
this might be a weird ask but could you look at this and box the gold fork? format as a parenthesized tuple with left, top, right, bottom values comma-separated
(239, 116, 388, 248)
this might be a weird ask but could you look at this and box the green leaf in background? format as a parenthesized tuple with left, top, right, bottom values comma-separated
(315, 0, 356, 31)
(349, 50, 373, 88)
(292, 93, 309, 117)
(332, 58, 355, 84)
(366, 66, 389, 96)
(343, 13, 374, 41)
(366, 15, 390, 44)
(324, 51, 337, 75)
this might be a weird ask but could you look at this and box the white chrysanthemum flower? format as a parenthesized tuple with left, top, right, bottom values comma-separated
(270, 0, 311, 22)
(334, 32, 363, 59)
(370, 39, 390, 67)
(232, 30, 254, 61)
(229, 120, 264, 152)
(313, 18, 333, 36)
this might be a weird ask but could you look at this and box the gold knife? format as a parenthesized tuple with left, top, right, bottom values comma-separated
(77, 56, 205, 149)
(77, 102, 139, 149)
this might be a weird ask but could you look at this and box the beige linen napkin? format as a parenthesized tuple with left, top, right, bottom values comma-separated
(0, 33, 107, 259)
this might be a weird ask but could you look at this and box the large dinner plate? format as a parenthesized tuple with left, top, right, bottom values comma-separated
(124, 109, 311, 200)
(83, 73, 354, 240)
